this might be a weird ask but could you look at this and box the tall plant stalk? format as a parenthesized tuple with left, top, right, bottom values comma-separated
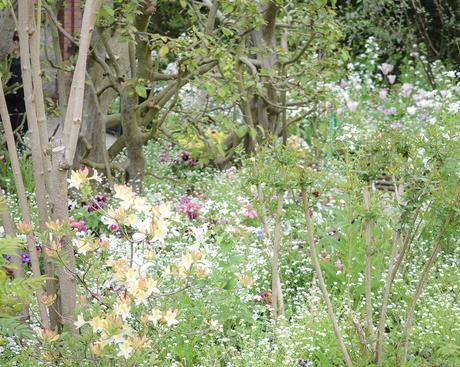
(400, 178, 460, 363)
(363, 186, 375, 337)
(0, 80, 50, 328)
(271, 193, 285, 318)
(301, 191, 353, 367)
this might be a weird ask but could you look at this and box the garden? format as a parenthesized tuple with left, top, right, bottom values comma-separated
(0, 1, 459, 366)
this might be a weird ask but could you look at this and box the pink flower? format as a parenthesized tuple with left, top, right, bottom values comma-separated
(179, 196, 202, 220)
(69, 217, 87, 233)
(335, 259, 343, 271)
(347, 101, 358, 112)
(379, 63, 394, 75)
(379, 89, 388, 99)
(244, 210, 257, 219)
(387, 75, 396, 84)
(400, 83, 413, 98)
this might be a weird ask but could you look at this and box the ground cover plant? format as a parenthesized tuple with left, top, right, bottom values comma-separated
(0, 1, 459, 366)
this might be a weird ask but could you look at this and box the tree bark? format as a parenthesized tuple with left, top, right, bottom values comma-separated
(121, 89, 145, 190)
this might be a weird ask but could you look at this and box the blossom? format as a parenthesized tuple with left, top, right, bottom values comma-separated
(37, 329, 60, 343)
(74, 314, 87, 329)
(379, 63, 394, 75)
(178, 196, 202, 220)
(387, 75, 396, 84)
(236, 273, 255, 288)
(163, 309, 179, 327)
(159, 153, 169, 163)
(113, 184, 136, 208)
(149, 217, 169, 242)
(407, 106, 417, 115)
(346, 100, 358, 112)
(148, 309, 163, 325)
(335, 258, 343, 271)
(114, 299, 132, 320)
(40, 293, 57, 307)
(90, 316, 104, 333)
(117, 339, 133, 359)
(320, 248, 329, 262)
(69, 217, 87, 233)
(384, 107, 398, 115)
(390, 121, 402, 129)
(196, 264, 210, 277)
(89, 169, 103, 183)
(20, 252, 30, 263)
(16, 221, 33, 234)
(379, 89, 388, 99)
(400, 83, 413, 98)
(68, 167, 90, 190)
(179, 252, 194, 270)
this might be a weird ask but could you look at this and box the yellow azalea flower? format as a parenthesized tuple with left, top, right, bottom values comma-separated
(163, 309, 179, 327)
(68, 167, 90, 190)
(196, 264, 210, 277)
(90, 316, 104, 333)
(117, 339, 133, 359)
(89, 169, 103, 183)
(148, 309, 163, 325)
(132, 289, 149, 306)
(153, 202, 173, 219)
(132, 335, 150, 350)
(179, 253, 194, 270)
(40, 293, 57, 307)
(16, 221, 33, 234)
(74, 314, 87, 329)
(105, 207, 128, 226)
(45, 219, 66, 233)
(74, 237, 95, 255)
(90, 342, 105, 356)
(145, 278, 159, 295)
(236, 273, 256, 288)
(126, 213, 138, 227)
(134, 196, 150, 213)
(113, 184, 136, 208)
(189, 248, 203, 261)
(114, 300, 132, 320)
(149, 217, 169, 242)
(113, 184, 134, 200)
(124, 268, 138, 285)
(37, 328, 60, 343)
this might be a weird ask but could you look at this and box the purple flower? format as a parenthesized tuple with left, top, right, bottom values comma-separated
(254, 228, 264, 239)
(390, 121, 402, 129)
(20, 252, 30, 263)
(387, 75, 396, 84)
(347, 101, 358, 112)
(384, 107, 398, 115)
(379, 63, 394, 75)
(180, 151, 190, 161)
(159, 153, 169, 163)
(379, 89, 388, 99)
(400, 83, 413, 98)
(109, 223, 119, 232)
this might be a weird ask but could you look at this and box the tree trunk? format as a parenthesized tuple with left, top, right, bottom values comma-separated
(121, 90, 145, 190)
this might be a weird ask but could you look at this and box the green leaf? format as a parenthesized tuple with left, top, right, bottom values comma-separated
(159, 45, 169, 58)
(135, 84, 147, 98)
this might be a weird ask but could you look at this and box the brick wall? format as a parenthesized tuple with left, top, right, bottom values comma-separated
(61, 0, 82, 60)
